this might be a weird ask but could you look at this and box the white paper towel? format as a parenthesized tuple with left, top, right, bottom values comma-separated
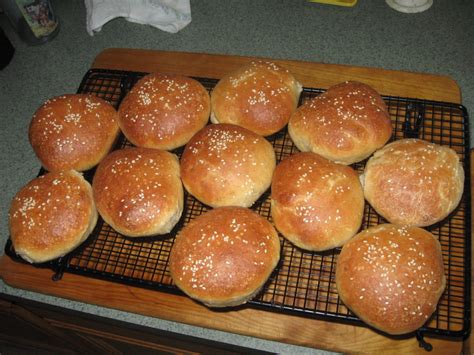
(84, 0, 191, 35)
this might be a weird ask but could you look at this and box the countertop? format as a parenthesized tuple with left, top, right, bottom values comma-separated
(0, 1, 473, 354)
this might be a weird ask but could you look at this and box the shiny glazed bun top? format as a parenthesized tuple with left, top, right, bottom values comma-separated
(271, 151, 364, 252)
(180, 123, 276, 208)
(336, 224, 446, 335)
(9, 170, 98, 264)
(169, 206, 280, 307)
(118, 73, 211, 150)
(211, 61, 302, 136)
(29, 94, 120, 172)
(362, 138, 464, 227)
(92, 147, 184, 237)
(288, 81, 392, 165)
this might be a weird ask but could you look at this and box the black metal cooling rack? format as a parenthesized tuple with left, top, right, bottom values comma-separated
(5, 68, 471, 351)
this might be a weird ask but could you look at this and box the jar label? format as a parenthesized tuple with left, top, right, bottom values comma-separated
(16, 0, 58, 39)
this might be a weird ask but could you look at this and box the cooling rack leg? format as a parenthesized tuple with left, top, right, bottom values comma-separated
(416, 331, 433, 352)
(51, 270, 64, 281)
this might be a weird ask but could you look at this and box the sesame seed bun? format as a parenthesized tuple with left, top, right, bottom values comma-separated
(271, 152, 364, 251)
(336, 224, 446, 335)
(29, 94, 120, 172)
(118, 73, 211, 150)
(288, 81, 392, 165)
(169, 206, 281, 307)
(210, 61, 302, 136)
(362, 138, 464, 227)
(9, 170, 98, 264)
(92, 147, 183, 237)
(180, 123, 276, 208)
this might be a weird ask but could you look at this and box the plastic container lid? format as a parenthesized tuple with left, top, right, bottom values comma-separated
(386, 0, 433, 13)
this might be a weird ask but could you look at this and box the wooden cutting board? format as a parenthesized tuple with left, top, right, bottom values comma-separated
(0, 48, 469, 354)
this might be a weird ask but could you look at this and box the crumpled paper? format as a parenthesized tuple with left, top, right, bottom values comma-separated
(84, 0, 191, 35)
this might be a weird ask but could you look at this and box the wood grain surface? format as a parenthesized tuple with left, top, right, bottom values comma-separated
(93, 48, 461, 103)
(0, 49, 468, 354)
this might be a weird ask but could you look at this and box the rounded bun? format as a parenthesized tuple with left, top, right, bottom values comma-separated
(288, 81, 392, 165)
(271, 152, 364, 251)
(210, 61, 302, 136)
(362, 138, 464, 227)
(336, 224, 446, 335)
(118, 73, 210, 150)
(29, 94, 120, 172)
(180, 123, 276, 208)
(92, 147, 183, 237)
(9, 170, 98, 264)
(169, 206, 280, 307)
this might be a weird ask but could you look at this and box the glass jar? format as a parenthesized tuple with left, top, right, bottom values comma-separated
(0, 0, 59, 45)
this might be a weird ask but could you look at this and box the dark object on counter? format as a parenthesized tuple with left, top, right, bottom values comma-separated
(0, 26, 15, 69)
(0, 0, 59, 45)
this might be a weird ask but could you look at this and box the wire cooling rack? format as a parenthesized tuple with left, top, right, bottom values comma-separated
(5, 68, 471, 350)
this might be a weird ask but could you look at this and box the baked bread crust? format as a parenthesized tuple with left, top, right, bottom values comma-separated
(271, 152, 364, 251)
(29, 94, 120, 172)
(336, 224, 446, 335)
(288, 81, 392, 165)
(9, 170, 98, 263)
(180, 123, 276, 208)
(210, 61, 302, 136)
(362, 138, 464, 227)
(92, 147, 183, 237)
(118, 73, 210, 150)
(169, 206, 280, 307)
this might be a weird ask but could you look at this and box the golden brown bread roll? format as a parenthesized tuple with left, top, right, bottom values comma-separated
(336, 224, 446, 335)
(9, 170, 98, 263)
(271, 152, 364, 251)
(288, 81, 392, 165)
(180, 123, 276, 208)
(210, 61, 302, 136)
(29, 94, 120, 172)
(362, 138, 464, 227)
(118, 73, 210, 150)
(169, 206, 280, 307)
(92, 147, 183, 237)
